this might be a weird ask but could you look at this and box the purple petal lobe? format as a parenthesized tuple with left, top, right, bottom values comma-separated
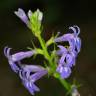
(57, 45, 67, 55)
(56, 64, 71, 79)
(22, 80, 40, 95)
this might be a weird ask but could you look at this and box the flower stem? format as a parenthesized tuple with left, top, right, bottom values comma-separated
(37, 34, 53, 67)
(37, 32, 71, 95)
(58, 77, 71, 91)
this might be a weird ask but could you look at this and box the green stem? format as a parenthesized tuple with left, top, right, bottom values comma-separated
(37, 34, 53, 67)
(58, 77, 71, 91)
(37, 33, 71, 94)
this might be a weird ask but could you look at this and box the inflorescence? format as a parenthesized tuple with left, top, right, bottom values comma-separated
(4, 8, 81, 95)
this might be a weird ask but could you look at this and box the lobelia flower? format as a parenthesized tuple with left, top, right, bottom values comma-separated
(57, 45, 76, 67)
(56, 45, 75, 79)
(55, 26, 81, 79)
(19, 64, 48, 95)
(4, 46, 48, 95)
(4, 47, 35, 73)
(54, 25, 81, 54)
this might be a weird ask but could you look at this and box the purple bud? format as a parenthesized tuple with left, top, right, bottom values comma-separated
(14, 8, 29, 25)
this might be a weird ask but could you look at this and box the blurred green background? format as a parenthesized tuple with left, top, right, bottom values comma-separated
(0, 0, 96, 96)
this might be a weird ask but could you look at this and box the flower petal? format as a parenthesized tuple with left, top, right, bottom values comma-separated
(22, 80, 40, 95)
(60, 66, 71, 79)
(57, 45, 67, 55)
(56, 64, 71, 79)
(4, 47, 35, 62)
(75, 37, 81, 53)
(4, 47, 11, 58)
(9, 61, 20, 73)
(65, 54, 74, 67)
(12, 51, 35, 62)
(30, 70, 48, 82)
(54, 33, 74, 43)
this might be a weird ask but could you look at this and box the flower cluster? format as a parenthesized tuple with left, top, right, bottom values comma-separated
(4, 8, 81, 95)
(4, 47, 48, 95)
(55, 25, 81, 79)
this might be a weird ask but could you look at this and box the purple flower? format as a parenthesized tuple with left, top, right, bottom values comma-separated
(14, 8, 29, 25)
(55, 26, 81, 79)
(54, 25, 81, 53)
(4, 46, 48, 95)
(56, 46, 72, 78)
(4, 47, 35, 73)
(56, 64, 71, 79)
(57, 45, 76, 67)
(19, 65, 48, 95)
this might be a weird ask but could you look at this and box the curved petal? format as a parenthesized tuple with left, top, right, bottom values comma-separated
(57, 45, 67, 55)
(73, 25, 80, 36)
(56, 64, 71, 79)
(4, 47, 11, 58)
(69, 25, 80, 36)
(75, 37, 81, 53)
